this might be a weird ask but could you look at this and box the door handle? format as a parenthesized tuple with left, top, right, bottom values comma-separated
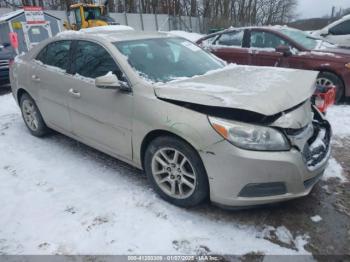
(69, 88, 81, 98)
(31, 75, 40, 82)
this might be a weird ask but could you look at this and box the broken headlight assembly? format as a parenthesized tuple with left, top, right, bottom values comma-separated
(209, 117, 291, 151)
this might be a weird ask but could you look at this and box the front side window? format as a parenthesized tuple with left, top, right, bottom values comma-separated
(278, 28, 317, 50)
(114, 38, 224, 83)
(330, 20, 350, 35)
(250, 31, 289, 49)
(36, 41, 71, 71)
(216, 31, 244, 47)
(84, 7, 101, 21)
(73, 41, 124, 80)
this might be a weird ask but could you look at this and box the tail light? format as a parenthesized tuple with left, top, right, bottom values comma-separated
(314, 86, 336, 113)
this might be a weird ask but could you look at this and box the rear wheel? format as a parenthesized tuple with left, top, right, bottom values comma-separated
(20, 93, 50, 137)
(316, 72, 344, 104)
(144, 136, 209, 207)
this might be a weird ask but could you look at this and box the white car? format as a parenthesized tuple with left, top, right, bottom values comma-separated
(312, 15, 350, 48)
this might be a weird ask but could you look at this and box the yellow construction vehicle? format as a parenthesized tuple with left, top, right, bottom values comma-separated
(64, 3, 118, 30)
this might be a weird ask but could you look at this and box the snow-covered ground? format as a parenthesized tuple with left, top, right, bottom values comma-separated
(0, 94, 347, 256)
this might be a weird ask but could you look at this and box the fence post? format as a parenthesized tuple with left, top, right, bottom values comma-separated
(189, 15, 192, 32)
(124, 0, 128, 25)
(167, 0, 171, 31)
(154, 12, 159, 31)
(138, 0, 144, 31)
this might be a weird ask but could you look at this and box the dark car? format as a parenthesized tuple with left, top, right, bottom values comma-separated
(0, 43, 15, 86)
(197, 26, 350, 103)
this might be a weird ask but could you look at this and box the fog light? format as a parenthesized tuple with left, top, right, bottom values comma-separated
(238, 182, 287, 197)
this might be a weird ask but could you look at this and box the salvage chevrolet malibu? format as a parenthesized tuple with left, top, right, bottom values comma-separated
(10, 29, 332, 208)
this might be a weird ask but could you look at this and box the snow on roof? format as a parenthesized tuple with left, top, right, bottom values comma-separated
(165, 31, 204, 42)
(341, 14, 350, 20)
(80, 25, 135, 33)
(0, 9, 23, 22)
(0, 9, 61, 22)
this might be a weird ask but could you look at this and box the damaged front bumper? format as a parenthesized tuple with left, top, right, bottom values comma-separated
(200, 107, 331, 207)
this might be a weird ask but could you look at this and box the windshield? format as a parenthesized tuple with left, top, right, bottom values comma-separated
(84, 7, 101, 20)
(114, 38, 225, 83)
(279, 28, 318, 50)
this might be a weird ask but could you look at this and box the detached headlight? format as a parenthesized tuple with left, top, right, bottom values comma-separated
(209, 117, 290, 151)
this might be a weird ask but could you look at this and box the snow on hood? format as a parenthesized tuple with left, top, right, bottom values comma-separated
(154, 65, 318, 116)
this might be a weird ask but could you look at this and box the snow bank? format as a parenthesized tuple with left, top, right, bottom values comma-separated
(0, 94, 310, 256)
(327, 105, 350, 138)
(322, 158, 347, 182)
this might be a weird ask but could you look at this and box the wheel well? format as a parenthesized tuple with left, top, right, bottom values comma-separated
(17, 88, 29, 104)
(140, 130, 196, 169)
(317, 70, 345, 88)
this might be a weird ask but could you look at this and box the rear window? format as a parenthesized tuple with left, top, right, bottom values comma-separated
(36, 41, 71, 71)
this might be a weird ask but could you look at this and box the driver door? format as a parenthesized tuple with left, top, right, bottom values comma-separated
(67, 40, 133, 160)
(249, 30, 287, 67)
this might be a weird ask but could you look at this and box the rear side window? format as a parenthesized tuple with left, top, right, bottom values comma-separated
(73, 41, 124, 79)
(330, 20, 350, 35)
(36, 41, 71, 71)
(216, 31, 244, 47)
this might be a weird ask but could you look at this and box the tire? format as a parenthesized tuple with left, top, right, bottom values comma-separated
(317, 72, 344, 104)
(144, 136, 209, 207)
(20, 93, 50, 137)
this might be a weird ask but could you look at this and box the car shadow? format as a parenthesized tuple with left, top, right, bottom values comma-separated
(0, 84, 11, 95)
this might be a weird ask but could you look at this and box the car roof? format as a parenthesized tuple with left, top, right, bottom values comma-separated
(218, 25, 297, 34)
(56, 28, 173, 43)
(198, 25, 300, 42)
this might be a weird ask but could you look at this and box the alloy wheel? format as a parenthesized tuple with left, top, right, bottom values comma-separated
(22, 99, 39, 131)
(316, 77, 334, 88)
(151, 148, 197, 199)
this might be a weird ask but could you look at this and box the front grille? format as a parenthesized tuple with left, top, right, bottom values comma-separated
(0, 59, 9, 70)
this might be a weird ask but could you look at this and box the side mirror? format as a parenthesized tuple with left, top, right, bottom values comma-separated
(276, 45, 292, 57)
(95, 73, 131, 92)
(320, 29, 330, 37)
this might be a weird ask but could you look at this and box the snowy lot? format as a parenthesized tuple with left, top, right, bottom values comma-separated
(0, 91, 349, 257)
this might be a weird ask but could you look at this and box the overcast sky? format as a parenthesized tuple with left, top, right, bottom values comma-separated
(297, 0, 350, 19)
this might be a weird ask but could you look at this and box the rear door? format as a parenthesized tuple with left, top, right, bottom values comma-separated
(209, 30, 251, 65)
(33, 40, 73, 133)
(67, 40, 133, 160)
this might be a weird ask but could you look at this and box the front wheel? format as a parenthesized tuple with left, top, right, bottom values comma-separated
(144, 136, 209, 207)
(316, 72, 344, 104)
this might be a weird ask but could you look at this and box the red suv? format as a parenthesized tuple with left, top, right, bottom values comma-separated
(197, 26, 350, 103)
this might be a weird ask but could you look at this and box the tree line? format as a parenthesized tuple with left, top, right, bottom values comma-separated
(2, 0, 298, 27)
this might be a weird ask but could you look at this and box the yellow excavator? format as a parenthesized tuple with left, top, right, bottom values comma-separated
(64, 2, 118, 31)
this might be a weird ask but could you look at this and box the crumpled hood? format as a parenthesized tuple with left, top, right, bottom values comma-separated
(154, 65, 318, 116)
